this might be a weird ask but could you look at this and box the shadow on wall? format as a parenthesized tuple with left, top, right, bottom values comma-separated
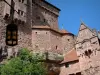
(31, 0, 50, 26)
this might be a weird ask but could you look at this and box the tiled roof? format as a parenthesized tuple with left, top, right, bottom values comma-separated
(61, 48, 79, 64)
(60, 30, 69, 34)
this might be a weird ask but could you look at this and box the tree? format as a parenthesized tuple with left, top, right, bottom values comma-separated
(0, 48, 47, 75)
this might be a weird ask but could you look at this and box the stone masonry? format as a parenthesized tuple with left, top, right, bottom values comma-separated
(75, 23, 100, 75)
(2, 0, 100, 75)
(0, 0, 75, 61)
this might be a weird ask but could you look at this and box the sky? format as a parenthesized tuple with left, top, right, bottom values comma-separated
(46, 0, 100, 35)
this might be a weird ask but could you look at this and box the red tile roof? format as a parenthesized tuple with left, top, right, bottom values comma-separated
(60, 29, 69, 34)
(61, 48, 79, 64)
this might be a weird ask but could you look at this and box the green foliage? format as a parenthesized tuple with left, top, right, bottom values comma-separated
(0, 48, 47, 75)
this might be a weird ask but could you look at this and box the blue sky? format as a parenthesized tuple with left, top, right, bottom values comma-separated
(46, 0, 100, 35)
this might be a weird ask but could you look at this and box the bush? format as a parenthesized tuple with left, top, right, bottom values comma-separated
(0, 48, 47, 75)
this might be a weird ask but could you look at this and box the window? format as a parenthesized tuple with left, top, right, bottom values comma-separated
(18, 10, 21, 15)
(22, 0, 24, 3)
(56, 46, 58, 49)
(35, 32, 37, 34)
(18, 20, 21, 24)
(65, 63, 69, 68)
(19, 0, 24, 3)
(68, 39, 70, 41)
(85, 51, 88, 56)
(4, 13, 9, 20)
(76, 72, 81, 75)
(88, 49, 92, 55)
(44, 19, 46, 22)
(69, 73, 75, 75)
(14, 18, 18, 24)
(22, 21, 25, 25)
(21, 11, 24, 16)
(19, 0, 21, 2)
(18, 9, 24, 16)
(32, 0, 34, 3)
(84, 50, 92, 58)
(36, 16, 40, 20)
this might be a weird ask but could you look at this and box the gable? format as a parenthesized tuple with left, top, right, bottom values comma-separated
(79, 24, 87, 31)
(76, 24, 97, 43)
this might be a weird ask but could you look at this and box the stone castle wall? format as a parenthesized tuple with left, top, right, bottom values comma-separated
(32, 0, 59, 30)
(62, 34, 75, 55)
(0, 0, 32, 58)
(0, 0, 75, 61)
(60, 61, 80, 75)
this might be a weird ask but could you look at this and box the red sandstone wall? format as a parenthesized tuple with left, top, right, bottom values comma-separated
(60, 61, 80, 75)
(76, 24, 100, 75)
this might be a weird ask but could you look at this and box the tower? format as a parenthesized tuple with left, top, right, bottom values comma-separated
(0, 0, 32, 59)
(31, 0, 60, 30)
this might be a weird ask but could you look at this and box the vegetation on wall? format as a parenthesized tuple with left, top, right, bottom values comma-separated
(0, 48, 47, 75)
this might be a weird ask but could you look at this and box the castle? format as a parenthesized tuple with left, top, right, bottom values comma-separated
(60, 23, 100, 75)
(0, 0, 100, 75)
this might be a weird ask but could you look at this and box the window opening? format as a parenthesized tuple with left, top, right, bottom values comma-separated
(56, 46, 58, 49)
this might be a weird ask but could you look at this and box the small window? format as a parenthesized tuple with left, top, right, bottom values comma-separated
(19, 0, 21, 2)
(85, 51, 88, 56)
(18, 19, 21, 24)
(76, 72, 81, 75)
(22, 0, 24, 3)
(32, 0, 34, 3)
(14, 18, 18, 23)
(18, 10, 24, 16)
(65, 63, 69, 68)
(69, 73, 75, 75)
(44, 19, 46, 22)
(35, 32, 37, 34)
(18, 10, 21, 15)
(56, 46, 58, 49)
(19, 0, 24, 3)
(22, 21, 25, 25)
(4, 13, 9, 20)
(68, 39, 70, 41)
(88, 49, 92, 55)
(21, 11, 24, 16)
(36, 16, 40, 20)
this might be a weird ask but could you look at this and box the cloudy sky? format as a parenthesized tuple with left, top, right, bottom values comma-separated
(46, 0, 100, 35)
